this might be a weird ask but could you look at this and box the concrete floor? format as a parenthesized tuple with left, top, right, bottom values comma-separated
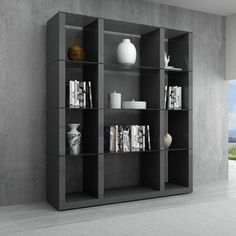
(0, 161, 236, 236)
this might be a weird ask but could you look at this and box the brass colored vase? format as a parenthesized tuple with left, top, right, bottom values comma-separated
(67, 42, 85, 61)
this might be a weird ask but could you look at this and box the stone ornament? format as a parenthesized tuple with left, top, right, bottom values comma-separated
(164, 133, 172, 149)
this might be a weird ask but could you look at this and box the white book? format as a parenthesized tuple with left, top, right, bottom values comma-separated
(164, 85, 168, 109)
(122, 127, 130, 152)
(168, 86, 172, 109)
(110, 126, 115, 152)
(179, 87, 182, 108)
(131, 125, 139, 151)
(174, 86, 178, 109)
(88, 81, 93, 108)
(69, 80, 75, 108)
(115, 125, 119, 152)
(146, 125, 151, 150)
(74, 80, 78, 108)
(83, 82, 86, 108)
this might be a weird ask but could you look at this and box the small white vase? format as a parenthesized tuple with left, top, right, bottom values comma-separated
(164, 133, 172, 149)
(117, 39, 137, 66)
(67, 123, 81, 155)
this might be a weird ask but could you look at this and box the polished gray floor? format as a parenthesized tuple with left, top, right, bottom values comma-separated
(0, 161, 235, 236)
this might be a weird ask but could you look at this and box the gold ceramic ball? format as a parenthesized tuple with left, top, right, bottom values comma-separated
(67, 42, 85, 61)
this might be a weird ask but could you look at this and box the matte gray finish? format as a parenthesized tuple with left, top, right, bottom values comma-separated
(0, 0, 227, 206)
(47, 12, 192, 210)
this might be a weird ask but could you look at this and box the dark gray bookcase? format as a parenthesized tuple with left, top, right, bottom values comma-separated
(47, 12, 193, 210)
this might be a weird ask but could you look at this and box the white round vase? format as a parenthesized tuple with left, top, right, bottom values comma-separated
(67, 123, 81, 155)
(117, 39, 137, 66)
(164, 133, 172, 149)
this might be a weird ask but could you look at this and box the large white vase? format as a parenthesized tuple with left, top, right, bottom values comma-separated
(117, 39, 137, 66)
(67, 123, 81, 155)
(164, 133, 172, 149)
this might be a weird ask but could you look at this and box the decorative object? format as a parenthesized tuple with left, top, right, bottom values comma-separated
(68, 42, 85, 61)
(164, 133, 172, 149)
(108, 91, 121, 109)
(67, 123, 81, 155)
(164, 51, 170, 67)
(122, 99, 146, 109)
(117, 39, 137, 66)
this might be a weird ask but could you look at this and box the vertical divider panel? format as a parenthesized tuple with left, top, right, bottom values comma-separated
(159, 28, 165, 69)
(98, 19, 104, 198)
(47, 12, 66, 64)
(159, 28, 166, 191)
(188, 33, 193, 190)
(188, 33, 193, 71)
(59, 157, 66, 205)
(188, 149, 193, 191)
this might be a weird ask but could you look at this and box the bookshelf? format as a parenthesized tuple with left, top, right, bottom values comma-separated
(47, 12, 193, 210)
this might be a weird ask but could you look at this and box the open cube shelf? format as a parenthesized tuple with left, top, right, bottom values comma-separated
(164, 150, 192, 193)
(47, 12, 192, 210)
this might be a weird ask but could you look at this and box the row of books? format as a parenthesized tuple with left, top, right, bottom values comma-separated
(164, 86, 182, 109)
(105, 125, 151, 153)
(68, 80, 93, 108)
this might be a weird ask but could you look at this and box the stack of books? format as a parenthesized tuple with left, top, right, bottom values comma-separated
(105, 125, 151, 153)
(68, 80, 93, 108)
(164, 86, 182, 109)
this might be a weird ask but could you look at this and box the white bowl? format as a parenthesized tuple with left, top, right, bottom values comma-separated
(122, 100, 146, 109)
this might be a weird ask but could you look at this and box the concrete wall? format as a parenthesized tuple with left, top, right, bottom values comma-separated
(0, 0, 228, 206)
(226, 14, 236, 80)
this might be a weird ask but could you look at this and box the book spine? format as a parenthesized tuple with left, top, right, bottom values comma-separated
(131, 125, 139, 151)
(138, 126, 143, 151)
(146, 125, 151, 150)
(122, 127, 130, 152)
(78, 82, 83, 108)
(74, 80, 78, 108)
(168, 86, 172, 109)
(110, 126, 114, 152)
(83, 82, 86, 108)
(164, 85, 168, 109)
(70, 80, 75, 108)
(142, 126, 146, 151)
(179, 86, 182, 109)
(69, 80, 73, 108)
(118, 126, 123, 152)
(174, 86, 178, 109)
(115, 125, 119, 152)
(104, 126, 110, 152)
(88, 81, 93, 108)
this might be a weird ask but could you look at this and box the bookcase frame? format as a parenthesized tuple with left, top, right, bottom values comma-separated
(47, 12, 193, 210)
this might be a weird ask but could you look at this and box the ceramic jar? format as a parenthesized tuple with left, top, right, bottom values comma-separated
(108, 91, 121, 109)
(117, 39, 137, 66)
(164, 133, 172, 149)
(67, 123, 81, 155)
(67, 42, 85, 61)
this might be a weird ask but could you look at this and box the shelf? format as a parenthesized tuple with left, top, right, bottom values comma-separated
(65, 60, 98, 67)
(104, 63, 160, 72)
(104, 149, 159, 155)
(165, 109, 191, 111)
(63, 107, 98, 110)
(66, 192, 96, 202)
(105, 108, 161, 111)
(62, 153, 98, 157)
(165, 183, 188, 191)
(104, 186, 159, 198)
(163, 148, 190, 151)
(164, 68, 191, 73)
